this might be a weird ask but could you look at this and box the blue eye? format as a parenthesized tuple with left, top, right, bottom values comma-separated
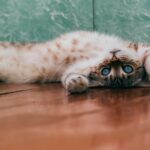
(123, 65, 134, 73)
(101, 67, 111, 76)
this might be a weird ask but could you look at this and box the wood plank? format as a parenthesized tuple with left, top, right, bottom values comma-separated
(0, 83, 150, 150)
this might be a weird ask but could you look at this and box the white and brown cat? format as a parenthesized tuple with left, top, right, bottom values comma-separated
(0, 31, 150, 93)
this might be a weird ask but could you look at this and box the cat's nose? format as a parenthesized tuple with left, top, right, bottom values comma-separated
(110, 49, 121, 54)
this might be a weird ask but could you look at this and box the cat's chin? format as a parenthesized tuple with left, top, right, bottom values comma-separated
(88, 79, 144, 88)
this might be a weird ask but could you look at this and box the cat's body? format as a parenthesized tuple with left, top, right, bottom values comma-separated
(0, 31, 150, 93)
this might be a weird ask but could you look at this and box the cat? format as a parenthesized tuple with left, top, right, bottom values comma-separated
(0, 31, 150, 93)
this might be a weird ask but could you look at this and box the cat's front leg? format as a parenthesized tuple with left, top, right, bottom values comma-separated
(61, 58, 100, 93)
(62, 73, 89, 93)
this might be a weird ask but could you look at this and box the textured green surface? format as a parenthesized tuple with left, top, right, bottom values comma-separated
(0, 0, 93, 42)
(0, 0, 150, 42)
(94, 0, 150, 43)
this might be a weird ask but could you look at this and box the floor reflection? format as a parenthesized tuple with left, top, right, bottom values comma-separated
(0, 84, 150, 150)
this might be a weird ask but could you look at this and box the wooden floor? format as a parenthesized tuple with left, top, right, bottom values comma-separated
(0, 83, 150, 150)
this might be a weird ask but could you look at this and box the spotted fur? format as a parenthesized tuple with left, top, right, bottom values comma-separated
(0, 31, 150, 93)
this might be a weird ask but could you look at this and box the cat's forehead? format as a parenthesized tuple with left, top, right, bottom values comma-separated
(108, 47, 137, 54)
(104, 48, 139, 59)
(99, 48, 142, 67)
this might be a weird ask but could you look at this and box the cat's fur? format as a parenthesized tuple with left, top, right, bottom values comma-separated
(0, 31, 150, 93)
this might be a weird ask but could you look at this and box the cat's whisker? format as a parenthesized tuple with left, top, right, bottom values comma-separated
(131, 78, 142, 86)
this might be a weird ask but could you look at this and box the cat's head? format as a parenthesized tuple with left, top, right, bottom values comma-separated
(89, 48, 144, 88)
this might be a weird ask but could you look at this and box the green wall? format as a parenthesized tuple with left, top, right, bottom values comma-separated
(0, 0, 93, 42)
(94, 0, 150, 43)
(0, 0, 150, 42)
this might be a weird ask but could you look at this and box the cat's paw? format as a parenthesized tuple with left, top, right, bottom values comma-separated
(63, 74, 89, 93)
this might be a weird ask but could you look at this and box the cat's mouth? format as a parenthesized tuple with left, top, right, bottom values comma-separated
(107, 77, 126, 88)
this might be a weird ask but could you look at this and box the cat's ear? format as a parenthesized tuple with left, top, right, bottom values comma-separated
(128, 43, 150, 51)
(143, 50, 150, 80)
(127, 43, 139, 51)
(88, 80, 103, 87)
(136, 80, 150, 87)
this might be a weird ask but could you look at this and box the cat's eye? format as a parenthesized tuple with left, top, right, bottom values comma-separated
(122, 65, 134, 74)
(101, 67, 111, 76)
